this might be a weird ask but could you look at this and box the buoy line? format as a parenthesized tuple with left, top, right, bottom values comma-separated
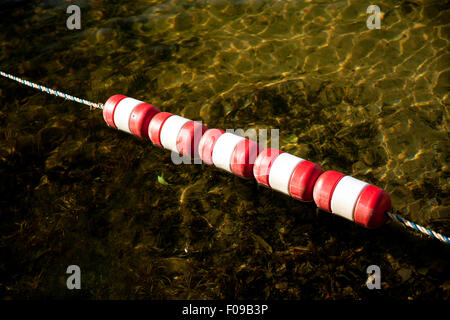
(1, 71, 448, 245)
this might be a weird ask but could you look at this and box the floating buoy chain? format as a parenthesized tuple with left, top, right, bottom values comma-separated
(1, 71, 448, 245)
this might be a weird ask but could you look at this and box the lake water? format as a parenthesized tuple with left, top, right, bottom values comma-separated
(0, 0, 448, 299)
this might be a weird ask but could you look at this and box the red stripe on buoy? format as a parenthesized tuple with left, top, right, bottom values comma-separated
(289, 161, 323, 202)
(103, 95, 127, 128)
(253, 148, 283, 187)
(354, 185, 390, 228)
(148, 112, 173, 147)
(177, 121, 208, 158)
(129, 103, 160, 138)
(313, 170, 345, 212)
(230, 139, 262, 178)
(198, 129, 225, 165)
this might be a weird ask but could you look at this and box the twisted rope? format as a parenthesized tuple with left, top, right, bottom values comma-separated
(0, 71, 103, 110)
(386, 211, 449, 244)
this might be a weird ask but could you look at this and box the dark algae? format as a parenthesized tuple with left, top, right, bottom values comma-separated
(0, 0, 449, 300)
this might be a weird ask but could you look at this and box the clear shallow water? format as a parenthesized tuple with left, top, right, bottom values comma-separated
(0, 0, 449, 299)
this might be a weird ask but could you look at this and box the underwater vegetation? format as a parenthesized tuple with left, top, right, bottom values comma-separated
(0, 0, 449, 299)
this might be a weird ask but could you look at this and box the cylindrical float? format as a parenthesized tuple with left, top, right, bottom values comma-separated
(211, 132, 245, 173)
(103, 94, 127, 128)
(159, 115, 191, 153)
(198, 129, 225, 166)
(255, 151, 322, 202)
(129, 103, 160, 138)
(230, 139, 262, 178)
(148, 112, 174, 147)
(177, 121, 208, 159)
(313, 171, 390, 228)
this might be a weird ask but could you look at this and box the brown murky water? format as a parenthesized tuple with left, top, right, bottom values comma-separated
(0, 0, 449, 299)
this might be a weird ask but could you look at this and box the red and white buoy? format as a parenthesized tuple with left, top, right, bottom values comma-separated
(313, 171, 390, 228)
(198, 129, 225, 166)
(177, 121, 208, 159)
(102, 94, 392, 228)
(148, 112, 173, 147)
(103, 95, 160, 138)
(253, 149, 322, 202)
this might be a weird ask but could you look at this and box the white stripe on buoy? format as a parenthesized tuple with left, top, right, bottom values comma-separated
(113, 97, 143, 133)
(268, 153, 304, 195)
(330, 176, 368, 221)
(211, 132, 245, 172)
(159, 115, 191, 153)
